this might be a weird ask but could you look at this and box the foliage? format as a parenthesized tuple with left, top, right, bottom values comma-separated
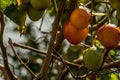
(0, 0, 17, 11)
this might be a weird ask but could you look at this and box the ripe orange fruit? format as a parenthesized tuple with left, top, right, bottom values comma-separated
(63, 20, 88, 45)
(70, 8, 90, 29)
(97, 24, 120, 49)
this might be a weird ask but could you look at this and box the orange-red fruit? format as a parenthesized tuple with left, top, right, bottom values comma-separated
(70, 8, 90, 29)
(97, 24, 120, 49)
(63, 21, 88, 45)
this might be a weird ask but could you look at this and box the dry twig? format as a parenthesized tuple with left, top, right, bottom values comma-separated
(0, 11, 17, 80)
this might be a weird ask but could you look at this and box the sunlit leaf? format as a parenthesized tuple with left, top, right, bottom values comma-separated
(110, 73, 118, 80)
(0, 0, 17, 12)
(17, 13, 26, 35)
(110, 50, 116, 56)
(17, 0, 23, 6)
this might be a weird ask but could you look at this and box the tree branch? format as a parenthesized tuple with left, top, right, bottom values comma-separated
(36, 0, 67, 79)
(0, 64, 9, 80)
(8, 38, 37, 78)
(12, 41, 81, 68)
(0, 11, 17, 80)
(11, 39, 120, 79)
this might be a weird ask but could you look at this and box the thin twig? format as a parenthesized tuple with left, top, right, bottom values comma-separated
(56, 67, 68, 80)
(0, 11, 17, 80)
(98, 69, 119, 76)
(107, 55, 120, 68)
(13, 41, 120, 71)
(102, 60, 120, 69)
(52, 46, 77, 79)
(52, 0, 58, 13)
(8, 38, 37, 78)
(52, 46, 93, 79)
(85, 1, 110, 7)
(96, 0, 109, 4)
(91, 9, 115, 31)
(99, 49, 110, 70)
(12, 40, 120, 79)
(39, 11, 46, 31)
(12, 42, 81, 67)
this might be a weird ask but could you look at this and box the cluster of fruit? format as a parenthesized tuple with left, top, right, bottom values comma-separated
(25, 0, 50, 21)
(83, 24, 120, 71)
(63, 8, 90, 45)
(64, 7, 120, 49)
(63, 7, 120, 71)
(84, 24, 120, 71)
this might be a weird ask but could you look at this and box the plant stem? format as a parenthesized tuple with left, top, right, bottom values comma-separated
(99, 49, 110, 70)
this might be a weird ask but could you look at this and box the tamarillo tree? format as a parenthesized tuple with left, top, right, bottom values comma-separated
(0, 0, 120, 80)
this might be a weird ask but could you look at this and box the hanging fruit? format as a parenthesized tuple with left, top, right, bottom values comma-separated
(97, 24, 120, 49)
(63, 20, 88, 45)
(27, 5, 45, 21)
(30, 0, 50, 10)
(83, 47, 103, 71)
(70, 8, 90, 29)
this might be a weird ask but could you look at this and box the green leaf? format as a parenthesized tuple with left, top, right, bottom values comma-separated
(64, 45, 83, 61)
(100, 75, 109, 80)
(110, 73, 118, 80)
(4, 4, 22, 25)
(4, 3, 27, 35)
(4, 3, 27, 25)
(0, 0, 17, 12)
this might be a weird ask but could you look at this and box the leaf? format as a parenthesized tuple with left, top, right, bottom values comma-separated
(17, 0, 22, 6)
(0, 0, 17, 12)
(4, 4, 22, 25)
(17, 13, 26, 35)
(110, 73, 118, 80)
(4, 3, 27, 35)
(4, 3, 27, 24)
(64, 45, 83, 61)
(100, 75, 109, 80)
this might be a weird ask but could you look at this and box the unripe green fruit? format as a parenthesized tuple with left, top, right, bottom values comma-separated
(83, 47, 103, 71)
(24, 0, 30, 3)
(30, 0, 50, 10)
(27, 5, 45, 21)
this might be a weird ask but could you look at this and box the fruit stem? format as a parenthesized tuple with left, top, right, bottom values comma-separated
(99, 49, 110, 70)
